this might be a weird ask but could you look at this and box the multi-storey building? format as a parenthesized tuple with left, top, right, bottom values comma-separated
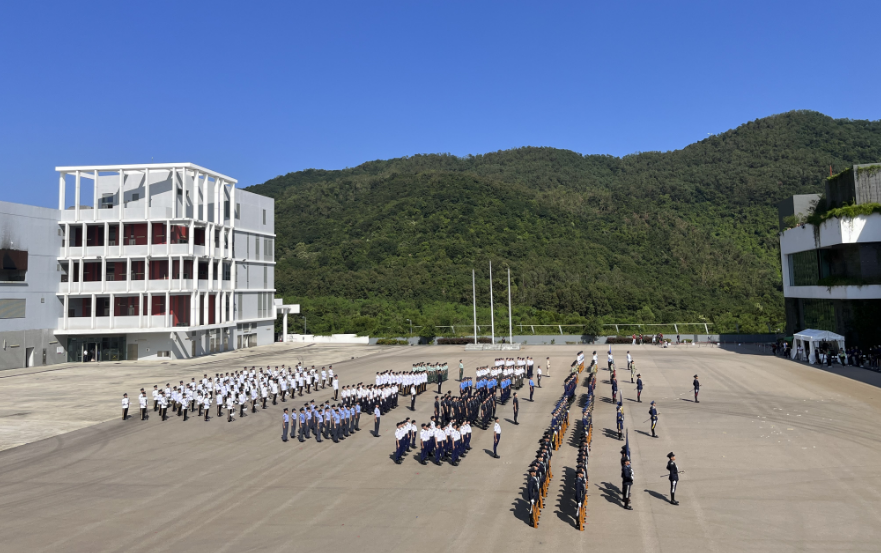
(52, 163, 280, 362)
(779, 164, 881, 348)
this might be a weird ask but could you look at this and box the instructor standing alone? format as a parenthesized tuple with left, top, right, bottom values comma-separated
(373, 404, 381, 437)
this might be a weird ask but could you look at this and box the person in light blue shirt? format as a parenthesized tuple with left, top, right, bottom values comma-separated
(354, 403, 361, 431)
(304, 408, 313, 439)
(529, 379, 535, 402)
(298, 408, 306, 442)
(332, 409, 342, 442)
(314, 409, 323, 443)
(373, 404, 381, 437)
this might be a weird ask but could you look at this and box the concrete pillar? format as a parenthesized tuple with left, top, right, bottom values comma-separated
(165, 291, 170, 328)
(146, 292, 152, 328)
(126, 257, 131, 292)
(59, 173, 65, 210)
(118, 170, 124, 220)
(229, 185, 235, 229)
(78, 259, 84, 294)
(75, 171, 81, 221)
(138, 292, 143, 329)
(101, 257, 107, 294)
(202, 292, 208, 327)
(92, 170, 98, 221)
(109, 293, 114, 329)
(283, 309, 288, 340)
(90, 294, 96, 330)
(188, 221, 194, 256)
(167, 255, 172, 291)
(144, 168, 150, 220)
(63, 295, 69, 331)
(103, 222, 109, 258)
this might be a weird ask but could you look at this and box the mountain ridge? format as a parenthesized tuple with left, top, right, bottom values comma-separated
(247, 110, 881, 337)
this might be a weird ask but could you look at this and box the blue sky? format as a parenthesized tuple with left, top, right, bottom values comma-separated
(1, 0, 879, 208)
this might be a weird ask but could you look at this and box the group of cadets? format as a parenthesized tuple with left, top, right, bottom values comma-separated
(574, 365, 596, 530)
(601, 349, 690, 510)
(123, 364, 340, 423)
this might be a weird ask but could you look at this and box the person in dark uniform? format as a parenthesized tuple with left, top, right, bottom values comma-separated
(527, 467, 540, 525)
(667, 452, 680, 505)
(434, 397, 440, 419)
(693, 375, 700, 403)
(616, 406, 624, 440)
(512, 392, 520, 425)
(649, 401, 658, 438)
(636, 374, 643, 403)
(621, 459, 634, 510)
(611, 375, 618, 404)
(282, 409, 289, 442)
(575, 469, 587, 519)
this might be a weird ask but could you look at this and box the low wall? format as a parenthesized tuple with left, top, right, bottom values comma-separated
(285, 334, 370, 344)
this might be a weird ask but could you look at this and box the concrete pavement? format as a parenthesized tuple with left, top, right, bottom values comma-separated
(1, 344, 880, 552)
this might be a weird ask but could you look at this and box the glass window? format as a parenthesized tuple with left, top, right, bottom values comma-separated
(789, 250, 818, 286)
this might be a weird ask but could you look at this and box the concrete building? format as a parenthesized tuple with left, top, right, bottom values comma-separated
(0, 163, 298, 370)
(779, 163, 881, 348)
(0, 201, 66, 369)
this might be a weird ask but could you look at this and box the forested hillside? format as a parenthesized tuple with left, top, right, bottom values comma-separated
(248, 111, 881, 337)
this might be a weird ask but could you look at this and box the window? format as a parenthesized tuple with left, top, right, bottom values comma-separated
(224, 200, 230, 220)
(157, 351, 171, 358)
(789, 250, 819, 286)
(263, 209, 266, 225)
(235, 203, 241, 220)
(222, 262, 231, 281)
(255, 236, 260, 260)
(0, 299, 26, 319)
(264, 238, 273, 261)
(263, 266, 267, 289)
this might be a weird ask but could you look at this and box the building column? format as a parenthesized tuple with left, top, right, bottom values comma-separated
(144, 168, 150, 219)
(167, 255, 172, 292)
(202, 291, 208, 327)
(63, 295, 69, 331)
(138, 292, 143, 329)
(179, 255, 184, 290)
(93, 170, 98, 221)
(126, 257, 132, 293)
(188, 221, 194, 256)
(229, 185, 235, 229)
(146, 292, 152, 328)
(165, 291, 171, 328)
(78, 258, 84, 294)
(90, 294, 96, 330)
(104, 222, 109, 258)
(101, 257, 107, 294)
(109, 293, 115, 329)
(147, 221, 152, 249)
(118, 169, 124, 220)
(171, 168, 177, 219)
(191, 291, 197, 328)
(75, 171, 81, 221)
(59, 173, 66, 210)
(283, 309, 288, 341)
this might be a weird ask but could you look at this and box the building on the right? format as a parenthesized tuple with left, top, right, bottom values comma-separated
(779, 163, 881, 348)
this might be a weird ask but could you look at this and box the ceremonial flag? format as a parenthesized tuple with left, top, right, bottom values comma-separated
(625, 428, 631, 461)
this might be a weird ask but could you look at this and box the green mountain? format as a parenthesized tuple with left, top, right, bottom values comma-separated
(247, 110, 881, 337)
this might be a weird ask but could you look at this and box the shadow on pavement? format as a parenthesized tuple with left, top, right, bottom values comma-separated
(597, 481, 622, 506)
(645, 489, 670, 503)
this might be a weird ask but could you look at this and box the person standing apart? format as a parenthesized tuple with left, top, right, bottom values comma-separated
(546, 357, 551, 377)
(537, 365, 542, 388)
(459, 360, 464, 382)
(529, 378, 535, 402)
(621, 459, 634, 510)
(121, 394, 129, 421)
(693, 375, 700, 403)
(138, 391, 148, 420)
(282, 409, 290, 442)
(512, 392, 520, 425)
(373, 404, 381, 437)
(636, 374, 643, 402)
(667, 452, 680, 505)
(492, 417, 502, 458)
(649, 401, 659, 438)
(410, 384, 417, 411)
(333, 376, 339, 401)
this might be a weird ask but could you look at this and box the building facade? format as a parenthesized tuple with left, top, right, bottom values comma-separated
(779, 164, 881, 348)
(0, 201, 67, 369)
(0, 163, 283, 370)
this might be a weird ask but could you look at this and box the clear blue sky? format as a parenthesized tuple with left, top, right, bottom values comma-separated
(2, 0, 879, 208)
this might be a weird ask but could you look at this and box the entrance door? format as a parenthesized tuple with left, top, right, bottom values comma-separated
(127, 343, 138, 361)
(25, 347, 34, 368)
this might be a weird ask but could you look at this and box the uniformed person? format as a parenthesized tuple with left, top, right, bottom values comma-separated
(282, 409, 289, 442)
(693, 375, 700, 403)
(636, 374, 643, 402)
(621, 459, 634, 510)
(121, 394, 129, 421)
(459, 359, 464, 382)
(512, 392, 520, 425)
(138, 390, 148, 420)
(667, 452, 680, 505)
(649, 401, 658, 438)
(616, 406, 624, 440)
(611, 375, 618, 404)
(529, 378, 535, 402)
(492, 417, 501, 458)
(373, 404, 381, 437)
(152, 385, 159, 411)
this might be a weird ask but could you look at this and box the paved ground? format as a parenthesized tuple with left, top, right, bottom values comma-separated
(1, 343, 880, 552)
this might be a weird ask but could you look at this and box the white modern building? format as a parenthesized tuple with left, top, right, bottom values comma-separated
(0, 163, 298, 370)
(778, 164, 881, 347)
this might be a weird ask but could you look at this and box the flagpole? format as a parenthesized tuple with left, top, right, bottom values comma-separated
(472, 269, 478, 345)
(489, 261, 495, 345)
(507, 267, 513, 344)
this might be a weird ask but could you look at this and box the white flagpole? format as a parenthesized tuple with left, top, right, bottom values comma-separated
(489, 261, 495, 345)
(472, 269, 478, 345)
(508, 267, 513, 344)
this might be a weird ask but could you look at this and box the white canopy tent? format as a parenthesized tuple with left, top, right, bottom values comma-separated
(792, 329, 845, 364)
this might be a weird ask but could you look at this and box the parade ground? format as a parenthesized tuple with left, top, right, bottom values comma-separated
(1, 343, 880, 552)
